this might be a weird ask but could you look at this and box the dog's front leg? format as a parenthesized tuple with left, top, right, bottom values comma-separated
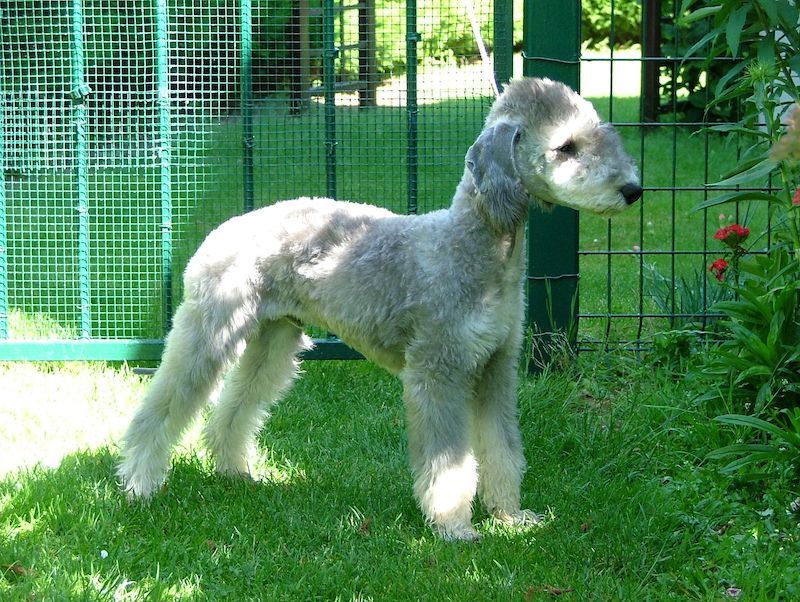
(401, 363, 479, 541)
(472, 340, 543, 528)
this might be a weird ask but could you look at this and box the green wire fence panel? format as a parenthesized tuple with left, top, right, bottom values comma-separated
(0, 0, 500, 361)
(2, 0, 760, 362)
(569, 0, 771, 353)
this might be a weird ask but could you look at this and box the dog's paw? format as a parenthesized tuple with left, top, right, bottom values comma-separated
(119, 476, 163, 502)
(117, 464, 165, 502)
(214, 456, 255, 481)
(492, 508, 545, 527)
(216, 466, 256, 482)
(437, 524, 482, 542)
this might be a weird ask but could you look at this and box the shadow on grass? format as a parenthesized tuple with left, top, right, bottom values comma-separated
(2, 358, 568, 599)
(2, 448, 559, 599)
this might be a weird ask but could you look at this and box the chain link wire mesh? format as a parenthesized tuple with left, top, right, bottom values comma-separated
(1, 0, 496, 358)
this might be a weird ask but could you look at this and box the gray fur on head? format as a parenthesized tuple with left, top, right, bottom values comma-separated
(466, 122, 529, 232)
(483, 77, 641, 215)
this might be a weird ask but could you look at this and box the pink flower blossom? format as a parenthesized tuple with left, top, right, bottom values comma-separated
(714, 224, 750, 248)
(709, 258, 729, 281)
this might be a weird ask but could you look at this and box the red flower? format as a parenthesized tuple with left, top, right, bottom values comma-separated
(709, 258, 729, 281)
(714, 224, 750, 248)
(793, 186, 800, 206)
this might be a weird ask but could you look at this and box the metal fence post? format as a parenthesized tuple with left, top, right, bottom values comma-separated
(523, 0, 581, 371)
(241, 0, 255, 212)
(156, 0, 173, 332)
(70, 0, 92, 339)
(406, 0, 419, 215)
(323, 0, 337, 200)
(493, 0, 514, 89)
(0, 73, 7, 340)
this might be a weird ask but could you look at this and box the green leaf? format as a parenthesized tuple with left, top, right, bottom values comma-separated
(706, 123, 771, 138)
(789, 53, 800, 79)
(713, 350, 755, 371)
(767, 310, 785, 350)
(683, 27, 725, 61)
(693, 191, 782, 212)
(715, 413, 788, 439)
(767, 261, 800, 290)
(726, 5, 750, 57)
(735, 288, 773, 322)
(712, 61, 748, 101)
(727, 322, 773, 365)
(755, 0, 779, 23)
(711, 158, 777, 188)
(737, 365, 774, 382)
(706, 442, 776, 459)
(712, 300, 764, 325)
(680, 5, 722, 24)
(777, 0, 800, 38)
(721, 451, 783, 474)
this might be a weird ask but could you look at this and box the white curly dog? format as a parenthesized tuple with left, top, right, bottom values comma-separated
(118, 78, 641, 541)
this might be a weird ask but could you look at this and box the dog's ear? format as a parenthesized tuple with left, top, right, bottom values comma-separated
(466, 122, 529, 231)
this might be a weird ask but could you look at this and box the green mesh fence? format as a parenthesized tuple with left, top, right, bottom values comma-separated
(0, 0, 500, 360)
(2, 0, 762, 363)
(571, 0, 772, 352)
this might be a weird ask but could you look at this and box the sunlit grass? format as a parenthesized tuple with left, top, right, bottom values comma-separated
(2, 358, 799, 599)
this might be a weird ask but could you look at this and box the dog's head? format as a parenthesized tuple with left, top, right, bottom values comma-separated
(467, 77, 642, 220)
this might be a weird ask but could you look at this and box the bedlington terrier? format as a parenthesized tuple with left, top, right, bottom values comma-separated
(118, 77, 642, 541)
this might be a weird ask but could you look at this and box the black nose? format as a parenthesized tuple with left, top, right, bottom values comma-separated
(621, 183, 643, 205)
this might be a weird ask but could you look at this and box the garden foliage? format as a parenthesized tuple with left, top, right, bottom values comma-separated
(681, 0, 800, 478)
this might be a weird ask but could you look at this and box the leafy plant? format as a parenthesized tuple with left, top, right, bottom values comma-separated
(657, 1, 739, 122)
(680, 0, 800, 478)
(707, 410, 800, 479)
(643, 260, 733, 329)
(581, 0, 641, 49)
(702, 246, 800, 413)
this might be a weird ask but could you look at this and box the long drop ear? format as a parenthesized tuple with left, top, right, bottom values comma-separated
(465, 122, 528, 231)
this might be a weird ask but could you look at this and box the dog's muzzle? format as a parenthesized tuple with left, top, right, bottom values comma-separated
(620, 183, 643, 205)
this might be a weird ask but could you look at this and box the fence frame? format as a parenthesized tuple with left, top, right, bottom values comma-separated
(522, 0, 581, 370)
(0, 0, 516, 362)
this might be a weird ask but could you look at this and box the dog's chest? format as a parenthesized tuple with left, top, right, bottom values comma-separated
(458, 231, 525, 357)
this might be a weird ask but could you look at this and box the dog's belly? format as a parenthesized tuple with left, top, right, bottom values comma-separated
(290, 306, 407, 374)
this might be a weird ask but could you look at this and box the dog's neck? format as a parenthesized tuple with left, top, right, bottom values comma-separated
(450, 170, 529, 235)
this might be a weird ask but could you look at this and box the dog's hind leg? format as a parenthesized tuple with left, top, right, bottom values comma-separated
(118, 300, 247, 499)
(401, 357, 479, 541)
(473, 341, 542, 528)
(204, 318, 310, 478)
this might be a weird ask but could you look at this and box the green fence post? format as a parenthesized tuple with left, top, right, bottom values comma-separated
(156, 0, 173, 332)
(323, 0, 337, 199)
(493, 0, 514, 89)
(406, 0, 419, 215)
(523, 0, 581, 371)
(241, 0, 255, 212)
(0, 78, 7, 340)
(70, 0, 92, 339)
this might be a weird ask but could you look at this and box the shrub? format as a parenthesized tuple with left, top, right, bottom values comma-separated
(685, 0, 800, 478)
(582, 0, 641, 48)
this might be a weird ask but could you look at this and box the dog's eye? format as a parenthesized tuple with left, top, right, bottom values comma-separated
(556, 141, 577, 156)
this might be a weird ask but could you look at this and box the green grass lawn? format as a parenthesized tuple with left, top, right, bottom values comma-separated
(2, 357, 799, 599)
